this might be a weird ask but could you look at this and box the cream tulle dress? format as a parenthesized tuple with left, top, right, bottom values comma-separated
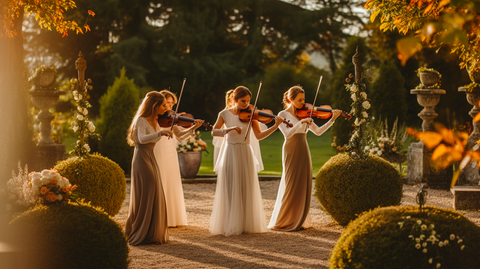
(209, 110, 268, 236)
(213, 117, 265, 173)
(154, 125, 192, 227)
(268, 110, 334, 231)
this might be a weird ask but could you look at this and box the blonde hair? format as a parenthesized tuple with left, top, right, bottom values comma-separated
(283, 85, 305, 109)
(127, 91, 165, 146)
(159, 89, 177, 104)
(225, 89, 234, 109)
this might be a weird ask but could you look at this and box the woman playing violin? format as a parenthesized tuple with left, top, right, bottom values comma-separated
(268, 85, 341, 232)
(209, 86, 282, 236)
(154, 89, 204, 227)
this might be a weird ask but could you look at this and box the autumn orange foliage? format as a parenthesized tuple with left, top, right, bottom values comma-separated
(408, 121, 480, 187)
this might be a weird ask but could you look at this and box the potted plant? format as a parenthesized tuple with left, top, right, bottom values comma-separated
(177, 131, 208, 179)
(416, 66, 442, 89)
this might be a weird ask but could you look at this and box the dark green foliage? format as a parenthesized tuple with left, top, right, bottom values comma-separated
(96, 68, 139, 174)
(315, 153, 403, 226)
(329, 37, 369, 148)
(10, 202, 129, 269)
(370, 60, 407, 126)
(330, 206, 480, 269)
(25, 0, 363, 122)
(54, 154, 126, 216)
(254, 64, 327, 113)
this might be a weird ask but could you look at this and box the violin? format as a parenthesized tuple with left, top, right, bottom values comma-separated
(238, 104, 293, 128)
(297, 103, 352, 120)
(157, 110, 213, 130)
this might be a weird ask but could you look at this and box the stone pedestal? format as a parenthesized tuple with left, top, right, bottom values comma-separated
(32, 144, 66, 171)
(452, 186, 480, 210)
(406, 142, 452, 189)
(29, 66, 67, 170)
(457, 87, 480, 185)
(407, 88, 452, 189)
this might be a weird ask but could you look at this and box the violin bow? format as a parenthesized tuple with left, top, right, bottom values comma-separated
(169, 78, 187, 136)
(305, 75, 323, 132)
(244, 81, 263, 141)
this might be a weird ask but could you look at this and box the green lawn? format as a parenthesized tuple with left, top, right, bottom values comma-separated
(198, 129, 336, 175)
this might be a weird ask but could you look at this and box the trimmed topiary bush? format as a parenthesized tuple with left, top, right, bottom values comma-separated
(330, 206, 480, 269)
(10, 202, 129, 269)
(54, 153, 126, 216)
(96, 67, 139, 174)
(315, 153, 403, 226)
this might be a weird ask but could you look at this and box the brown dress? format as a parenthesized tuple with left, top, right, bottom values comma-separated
(125, 117, 168, 245)
(268, 110, 334, 231)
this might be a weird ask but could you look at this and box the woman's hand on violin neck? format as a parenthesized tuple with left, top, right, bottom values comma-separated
(193, 119, 204, 129)
(160, 129, 173, 138)
(227, 126, 242, 134)
(332, 110, 342, 121)
(301, 118, 313, 125)
(274, 116, 283, 128)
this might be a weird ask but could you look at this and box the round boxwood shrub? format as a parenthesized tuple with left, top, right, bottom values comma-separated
(54, 153, 126, 216)
(10, 202, 129, 269)
(315, 153, 403, 225)
(330, 206, 480, 269)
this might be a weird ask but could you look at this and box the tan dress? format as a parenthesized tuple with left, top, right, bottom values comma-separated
(268, 110, 334, 231)
(125, 117, 168, 245)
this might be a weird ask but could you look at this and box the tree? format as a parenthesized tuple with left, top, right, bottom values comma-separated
(0, 1, 92, 184)
(365, 0, 480, 73)
(96, 68, 139, 174)
(370, 60, 407, 125)
(24, 0, 365, 122)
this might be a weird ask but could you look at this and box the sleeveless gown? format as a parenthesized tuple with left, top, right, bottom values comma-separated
(268, 110, 334, 231)
(154, 125, 191, 227)
(125, 117, 168, 245)
(210, 110, 268, 236)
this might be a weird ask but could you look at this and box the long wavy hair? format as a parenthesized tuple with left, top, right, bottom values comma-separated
(127, 91, 165, 146)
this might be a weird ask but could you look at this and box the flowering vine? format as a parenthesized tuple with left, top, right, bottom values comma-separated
(70, 77, 99, 157)
(342, 70, 372, 159)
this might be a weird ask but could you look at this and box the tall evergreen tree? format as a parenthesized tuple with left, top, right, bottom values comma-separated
(370, 60, 407, 126)
(96, 68, 139, 174)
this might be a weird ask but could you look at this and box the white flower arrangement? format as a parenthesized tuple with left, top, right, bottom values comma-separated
(69, 77, 99, 157)
(364, 117, 407, 159)
(177, 131, 208, 153)
(398, 217, 466, 269)
(2, 162, 78, 218)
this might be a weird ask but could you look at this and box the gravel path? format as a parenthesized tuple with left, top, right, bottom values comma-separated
(114, 181, 480, 269)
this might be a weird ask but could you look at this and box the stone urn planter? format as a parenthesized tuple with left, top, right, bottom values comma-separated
(419, 71, 440, 87)
(178, 151, 202, 179)
(410, 89, 446, 132)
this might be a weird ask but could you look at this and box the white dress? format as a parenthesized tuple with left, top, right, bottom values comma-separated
(209, 110, 268, 236)
(154, 125, 192, 227)
(213, 120, 265, 173)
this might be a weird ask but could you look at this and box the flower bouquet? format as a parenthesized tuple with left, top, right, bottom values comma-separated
(177, 131, 208, 153)
(3, 163, 78, 218)
(30, 169, 78, 204)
